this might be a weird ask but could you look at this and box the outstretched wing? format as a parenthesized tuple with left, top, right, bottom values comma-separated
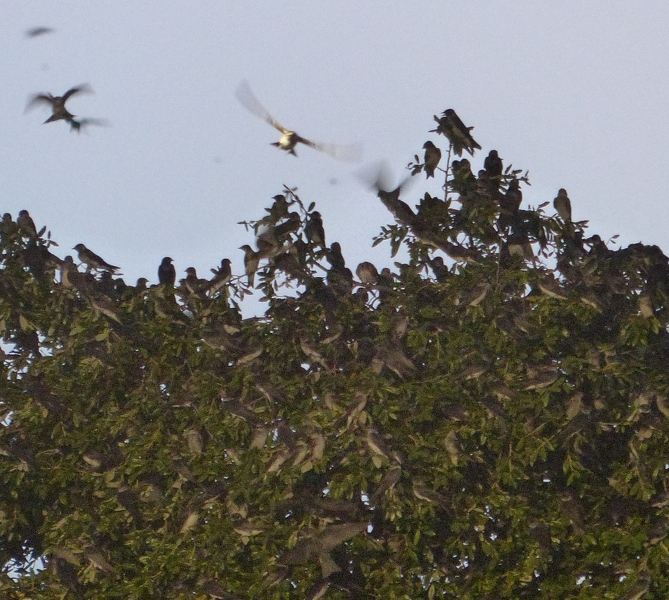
(235, 79, 289, 135)
(62, 84, 93, 102)
(25, 93, 54, 112)
(309, 139, 363, 162)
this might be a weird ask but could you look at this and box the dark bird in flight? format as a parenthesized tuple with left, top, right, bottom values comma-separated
(422, 141, 441, 178)
(68, 117, 108, 134)
(73, 243, 119, 273)
(484, 150, 503, 178)
(158, 257, 176, 287)
(26, 84, 92, 125)
(235, 80, 361, 160)
(553, 188, 572, 222)
(17, 210, 37, 237)
(431, 108, 481, 156)
(25, 27, 54, 38)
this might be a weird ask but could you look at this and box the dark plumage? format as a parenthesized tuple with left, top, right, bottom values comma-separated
(158, 257, 176, 286)
(484, 150, 503, 178)
(73, 243, 119, 273)
(26, 84, 92, 125)
(304, 211, 326, 248)
(17, 210, 37, 237)
(422, 141, 441, 178)
(553, 188, 572, 222)
(430, 108, 481, 156)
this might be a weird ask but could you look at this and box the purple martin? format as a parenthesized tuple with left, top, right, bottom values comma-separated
(17, 210, 37, 237)
(239, 244, 260, 287)
(208, 258, 232, 296)
(431, 109, 481, 156)
(429, 256, 450, 282)
(422, 141, 441, 178)
(484, 150, 503, 178)
(327, 242, 346, 271)
(73, 243, 119, 273)
(158, 257, 176, 287)
(500, 179, 522, 215)
(304, 211, 326, 249)
(356, 261, 379, 285)
(553, 188, 572, 222)
(68, 117, 108, 134)
(26, 84, 93, 125)
(235, 80, 361, 160)
(183, 267, 209, 296)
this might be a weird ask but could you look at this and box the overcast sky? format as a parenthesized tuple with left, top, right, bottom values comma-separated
(3, 2, 669, 294)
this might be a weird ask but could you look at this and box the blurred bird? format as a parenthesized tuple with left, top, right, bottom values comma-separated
(68, 117, 108, 134)
(25, 27, 54, 38)
(327, 242, 346, 270)
(431, 108, 481, 156)
(422, 141, 441, 178)
(484, 150, 503, 178)
(183, 267, 208, 296)
(235, 80, 361, 160)
(499, 179, 523, 219)
(356, 261, 379, 285)
(17, 210, 37, 237)
(158, 257, 176, 287)
(553, 188, 572, 222)
(240, 244, 260, 287)
(429, 256, 450, 282)
(26, 84, 92, 124)
(73, 243, 119, 273)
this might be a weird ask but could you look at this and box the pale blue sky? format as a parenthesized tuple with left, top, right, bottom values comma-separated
(3, 2, 669, 288)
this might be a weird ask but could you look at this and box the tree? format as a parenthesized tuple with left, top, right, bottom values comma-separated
(2, 119, 669, 599)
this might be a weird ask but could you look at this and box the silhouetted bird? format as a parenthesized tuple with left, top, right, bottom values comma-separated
(429, 256, 450, 282)
(305, 211, 326, 249)
(327, 242, 346, 270)
(73, 243, 119, 273)
(68, 117, 108, 134)
(356, 262, 379, 285)
(158, 257, 176, 286)
(422, 141, 441, 178)
(499, 179, 523, 218)
(25, 27, 53, 38)
(553, 188, 572, 222)
(26, 84, 92, 124)
(431, 109, 481, 156)
(209, 258, 232, 296)
(17, 210, 37, 237)
(235, 80, 361, 160)
(484, 150, 503, 178)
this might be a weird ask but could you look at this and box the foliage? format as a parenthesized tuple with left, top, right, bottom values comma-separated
(2, 126, 669, 599)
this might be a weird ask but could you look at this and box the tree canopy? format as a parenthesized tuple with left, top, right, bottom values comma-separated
(2, 116, 669, 599)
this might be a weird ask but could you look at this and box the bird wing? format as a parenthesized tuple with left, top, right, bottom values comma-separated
(307, 139, 363, 162)
(62, 84, 93, 102)
(25, 94, 54, 112)
(235, 80, 290, 134)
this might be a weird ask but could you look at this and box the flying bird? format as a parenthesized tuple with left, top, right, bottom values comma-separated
(73, 243, 119, 273)
(68, 117, 108, 134)
(26, 84, 92, 125)
(422, 141, 441, 178)
(235, 80, 361, 160)
(553, 188, 572, 222)
(431, 108, 481, 156)
(25, 27, 54, 38)
(158, 257, 176, 287)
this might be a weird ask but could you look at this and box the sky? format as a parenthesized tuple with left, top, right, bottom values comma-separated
(3, 2, 669, 297)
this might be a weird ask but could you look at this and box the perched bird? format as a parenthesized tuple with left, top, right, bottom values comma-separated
(484, 150, 503, 178)
(429, 256, 450, 282)
(431, 109, 481, 156)
(73, 243, 119, 273)
(1, 213, 14, 235)
(499, 179, 523, 220)
(240, 244, 260, 287)
(553, 188, 572, 222)
(26, 84, 92, 124)
(235, 80, 361, 160)
(183, 267, 209, 296)
(17, 210, 37, 237)
(327, 242, 346, 270)
(422, 141, 441, 178)
(356, 262, 379, 285)
(208, 258, 232, 296)
(158, 257, 176, 287)
(25, 26, 53, 38)
(304, 211, 326, 249)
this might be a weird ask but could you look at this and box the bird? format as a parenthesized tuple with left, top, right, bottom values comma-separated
(182, 267, 209, 296)
(17, 210, 37, 237)
(235, 80, 361, 160)
(422, 141, 441, 178)
(26, 84, 92, 125)
(356, 262, 379, 285)
(240, 244, 260, 287)
(68, 117, 108, 134)
(553, 188, 572, 222)
(208, 258, 232, 296)
(430, 109, 481, 156)
(304, 211, 326, 249)
(158, 257, 176, 287)
(25, 27, 53, 38)
(73, 244, 119, 273)
(484, 150, 503, 178)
